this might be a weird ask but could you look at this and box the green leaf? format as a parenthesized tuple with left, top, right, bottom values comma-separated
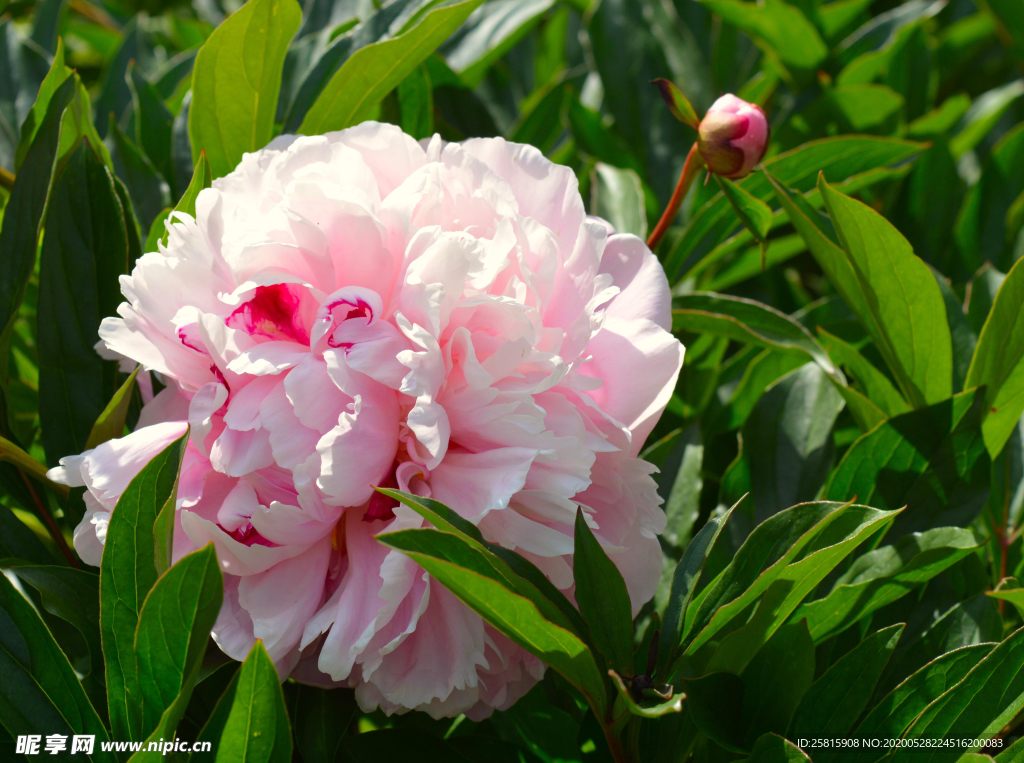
(819, 175, 953, 408)
(510, 78, 569, 154)
(397, 64, 433, 140)
(950, 81, 1024, 159)
(132, 545, 223, 758)
(343, 729, 473, 763)
(847, 644, 993, 763)
(190, 0, 301, 179)
(653, 78, 699, 129)
(191, 665, 241, 756)
(376, 487, 485, 543)
(162, 150, 213, 248)
(955, 123, 1024, 277)
(671, 293, 842, 381)
(965, 256, 1024, 458)
(440, 0, 556, 88)
(791, 623, 903, 755)
(666, 136, 925, 282)
(0, 505, 58, 563)
(145, 208, 172, 254)
(37, 140, 126, 465)
(684, 671, 748, 753)
(818, 328, 910, 417)
(215, 641, 291, 763)
(705, 350, 807, 436)
(736, 363, 845, 527)
(987, 0, 1024, 60)
(825, 387, 990, 535)
(0, 570, 113, 759)
(7, 563, 104, 707)
(0, 435, 69, 497)
(659, 503, 736, 673)
(739, 620, 815, 747)
(107, 121, 171, 233)
(989, 585, 1024, 621)
(378, 488, 591, 639)
(705, 503, 896, 674)
(794, 526, 985, 642)
(12, 37, 70, 172)
(292, 686, 356, 763)
(656, 427, 705, 553)
(587, 0, 707, 204)
(747, 734, 812, 763)
(591, 162, 647, 239)
(573, 507, 634, 676)
(86, 366, 139, 450)
(376, 531, 607, 707)
(0, 76, 76, 390)
(129, 63, 176, 198)
(682, 502, 889, 659)
(101, 431, 189, 740)
(896, 626, 1024, 762)
(567, 98, 644, 175)
(715, 175, 773, 269)
(997, 736, 1024, 763)
(299, 0, 484, 135)
(281, 0, 429, 132)
(700, 0, 828, 71)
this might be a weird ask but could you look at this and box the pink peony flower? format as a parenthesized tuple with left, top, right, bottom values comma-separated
(697, 94, 769, 179)
(49, 124, 684, 718)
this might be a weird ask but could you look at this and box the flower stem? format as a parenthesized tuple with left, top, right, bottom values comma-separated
(646, 143, 705, 251)
(0, 165, 14, 192)
(19, 468, 79, 568)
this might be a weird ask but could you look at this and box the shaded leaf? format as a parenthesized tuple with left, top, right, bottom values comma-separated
(965, 256, 1024, 458)
(37, 141, 126, 465)
(671, 292, 842, 381)
(574, 508, 634, 676)
(0, 569, 113, 758)
(299, 0, 484, 136)
(825, 388, 990, 535)
(791, 624, 903, 754)
(795, 526, 985, 642)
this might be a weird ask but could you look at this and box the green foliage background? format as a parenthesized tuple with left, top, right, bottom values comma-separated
(2, 0, 1024, 760)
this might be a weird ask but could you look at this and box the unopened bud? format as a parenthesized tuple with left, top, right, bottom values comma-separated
(697, 94, 769, 179)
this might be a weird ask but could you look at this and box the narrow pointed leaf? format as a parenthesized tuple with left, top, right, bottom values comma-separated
(819, 175, 953, 408)
(101, 431, 189, 740)
(825, 388, 990, 536)
(131, 545, 223, 757)
(86, 367, 139, 450)
(0, 571, 113, 759)
(672, 292, 842, 381)
(215, 641, 291, 763)
(795, 527, 985, 642)
(791, 624, 904, 752)
(573, 508, 634, 676)
(189, 0, 302, 179)
(298, 0, 484, 135)
(653, 78, 699, 128)
(658, 502, 736, 672)
(965, 255, 1024, 457)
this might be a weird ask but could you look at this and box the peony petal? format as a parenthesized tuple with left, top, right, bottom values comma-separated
(427, 447, 536, 521)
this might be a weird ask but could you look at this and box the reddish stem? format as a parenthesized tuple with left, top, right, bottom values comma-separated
(646, 143, 705, 251)
(20, 469, 79, 568)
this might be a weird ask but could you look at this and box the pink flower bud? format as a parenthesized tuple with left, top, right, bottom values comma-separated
(697, 94, 769, 179)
